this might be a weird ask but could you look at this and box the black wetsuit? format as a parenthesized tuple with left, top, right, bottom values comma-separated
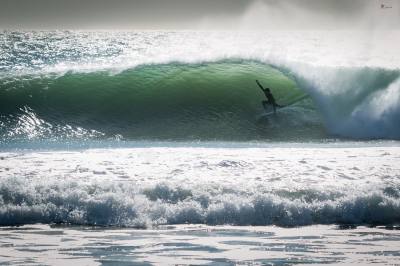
(256, 80, 282, 113)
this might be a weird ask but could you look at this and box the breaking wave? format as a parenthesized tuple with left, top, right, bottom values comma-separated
(1, 31, 400, 142)
(1, 60, 399, 142)
(0, 177, 399, 227)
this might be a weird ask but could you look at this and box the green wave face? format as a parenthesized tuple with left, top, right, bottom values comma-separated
(0, 61, 323, 141)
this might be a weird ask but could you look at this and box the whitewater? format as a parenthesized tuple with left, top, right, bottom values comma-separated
(1, 30, 400, 265)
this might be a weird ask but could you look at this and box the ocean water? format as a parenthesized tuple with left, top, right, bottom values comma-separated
(1, 30, 400, 265)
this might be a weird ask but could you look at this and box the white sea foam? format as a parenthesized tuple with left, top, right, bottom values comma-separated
(1, 146, 399, 227)
(283, 64, 400, 139)
(349, 78, 400, 138)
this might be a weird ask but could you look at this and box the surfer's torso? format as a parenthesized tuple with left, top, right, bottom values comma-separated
(263, 90, 276, 105)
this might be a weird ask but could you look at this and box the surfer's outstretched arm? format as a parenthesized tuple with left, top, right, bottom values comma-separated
(256, 80, 265, 91)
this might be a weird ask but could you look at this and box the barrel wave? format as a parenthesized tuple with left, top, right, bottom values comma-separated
(0, 60, 400, 141)
(0, 61, 321, 142)
(2, 31, 400, 143)
(1, 60, 400, 142)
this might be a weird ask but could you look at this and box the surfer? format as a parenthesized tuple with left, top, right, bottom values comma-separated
(256, 80, 283, 114)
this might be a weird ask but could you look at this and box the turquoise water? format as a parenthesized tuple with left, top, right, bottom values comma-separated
(1, 61, 319, 142)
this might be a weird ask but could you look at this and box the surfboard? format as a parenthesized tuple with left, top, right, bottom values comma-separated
(257, 105, 288, 120)
(264, 105, 284, 115)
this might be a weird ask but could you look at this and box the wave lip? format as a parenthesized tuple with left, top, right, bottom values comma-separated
(288, 64, 400, 140)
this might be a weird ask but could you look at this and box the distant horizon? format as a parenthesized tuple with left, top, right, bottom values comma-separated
(0, 0, 399, 30)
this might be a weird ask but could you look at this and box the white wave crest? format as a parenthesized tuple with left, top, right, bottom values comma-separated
(1, 177, 399, 227)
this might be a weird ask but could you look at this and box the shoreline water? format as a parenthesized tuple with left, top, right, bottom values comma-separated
(1, 139, 400, 152)
(1, 224, 399, 265)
